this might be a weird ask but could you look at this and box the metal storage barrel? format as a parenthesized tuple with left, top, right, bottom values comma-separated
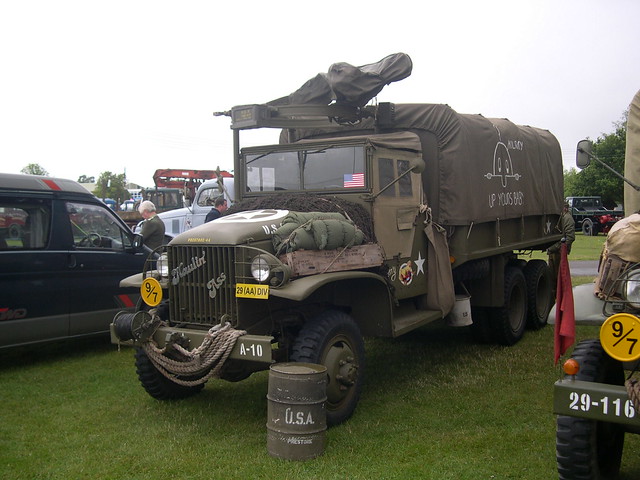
(266, 362, 327, 460)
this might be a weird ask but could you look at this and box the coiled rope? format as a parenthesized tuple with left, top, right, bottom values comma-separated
(626, 378, 640, 413)
(143, 321, 246, 387)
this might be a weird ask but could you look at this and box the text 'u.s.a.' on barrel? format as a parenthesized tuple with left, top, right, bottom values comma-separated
(267, 362, 327, 460)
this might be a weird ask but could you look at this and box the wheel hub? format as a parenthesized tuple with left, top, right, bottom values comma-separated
(324, 341, 358, 404)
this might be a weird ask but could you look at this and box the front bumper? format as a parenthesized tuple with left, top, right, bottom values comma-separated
(554, 379, 640, 427)
(110, 322, 273, 364)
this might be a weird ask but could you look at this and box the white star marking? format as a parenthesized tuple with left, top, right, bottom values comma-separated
(415, 252, 425, 275)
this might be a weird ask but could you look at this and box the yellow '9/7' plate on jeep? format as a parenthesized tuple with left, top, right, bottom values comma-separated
(235, 283, 269, 299)
(600, 313, 640, 362)
(141, 277, 162, 307)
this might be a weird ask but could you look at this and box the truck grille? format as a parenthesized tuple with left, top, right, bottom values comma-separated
(167, 245, 237, 326)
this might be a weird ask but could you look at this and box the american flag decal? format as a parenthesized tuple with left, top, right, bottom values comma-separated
(343, 173, 365, 188)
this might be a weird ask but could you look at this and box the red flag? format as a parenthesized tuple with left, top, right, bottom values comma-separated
(554, 242, 575, 364)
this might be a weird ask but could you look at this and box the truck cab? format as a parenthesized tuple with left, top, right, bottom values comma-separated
(157, 177, 235, 239)
(565, 195, 621, 236)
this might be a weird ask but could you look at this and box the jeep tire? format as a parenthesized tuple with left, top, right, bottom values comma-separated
(556, 339, 625, 480)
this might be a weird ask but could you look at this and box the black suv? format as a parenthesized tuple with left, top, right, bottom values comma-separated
(0, 173, 150, 348)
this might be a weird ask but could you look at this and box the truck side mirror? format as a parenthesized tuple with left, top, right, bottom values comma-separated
(576, 139, 593, 169)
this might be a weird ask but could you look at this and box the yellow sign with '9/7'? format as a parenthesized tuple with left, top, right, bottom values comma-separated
(141, 277, 162, 307)
(600, 313, 640, 362)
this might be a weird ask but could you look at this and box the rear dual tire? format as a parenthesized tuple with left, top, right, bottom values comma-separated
(489, 266, 528, 346)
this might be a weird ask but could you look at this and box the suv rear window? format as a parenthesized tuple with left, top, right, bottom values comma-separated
(0, 200, 51, 250)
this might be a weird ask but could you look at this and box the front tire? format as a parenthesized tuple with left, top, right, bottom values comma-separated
(290, 310, 365, 426)
(134, 347, 205, 400)
(556, 339, 625, 480)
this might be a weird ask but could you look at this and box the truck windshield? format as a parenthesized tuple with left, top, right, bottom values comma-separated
(244, 145, 365, 192)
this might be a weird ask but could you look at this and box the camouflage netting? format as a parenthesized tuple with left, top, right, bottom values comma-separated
(225, 193, 376, 243)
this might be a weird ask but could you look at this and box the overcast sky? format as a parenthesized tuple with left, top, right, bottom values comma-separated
(1, 0, 639, 188)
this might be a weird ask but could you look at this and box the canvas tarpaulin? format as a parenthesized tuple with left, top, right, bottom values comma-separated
(287, 103, 564, 226)
(267, 53, 413, 108)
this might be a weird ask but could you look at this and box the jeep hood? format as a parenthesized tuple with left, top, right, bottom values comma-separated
(169, 209, 289, 245)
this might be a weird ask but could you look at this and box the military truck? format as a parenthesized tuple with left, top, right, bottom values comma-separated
(565, 195, 621, 236)
(553, 89, 640, 480)
(111, 54, 563, 425)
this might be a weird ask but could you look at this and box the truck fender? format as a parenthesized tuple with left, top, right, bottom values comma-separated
(271, 271, 387, 301)
(271, 271, 393, 336)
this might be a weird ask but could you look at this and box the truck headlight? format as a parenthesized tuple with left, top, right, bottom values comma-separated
(251, 255, 270, 282)
(626, 271, 640, 309)
(157, 253, 169, 278)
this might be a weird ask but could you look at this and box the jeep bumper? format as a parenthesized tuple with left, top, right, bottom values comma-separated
(554, 379, 640, 427)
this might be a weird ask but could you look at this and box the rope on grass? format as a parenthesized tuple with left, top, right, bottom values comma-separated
(143, 322, 246, 387)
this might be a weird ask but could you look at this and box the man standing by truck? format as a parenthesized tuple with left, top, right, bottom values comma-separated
(548, 203, 576, 289)
(138, 200, 165, 250)
(204, 196, 227, 222)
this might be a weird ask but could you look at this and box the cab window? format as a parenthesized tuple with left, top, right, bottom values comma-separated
(66, 202, 131, 250)
(244, 145, 366, 192)
(0, 200, 51, 250)
(379, 158, 413, 197)
(197, 187, 223, 207)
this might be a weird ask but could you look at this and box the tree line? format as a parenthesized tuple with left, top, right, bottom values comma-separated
(20, 165, 132, 203)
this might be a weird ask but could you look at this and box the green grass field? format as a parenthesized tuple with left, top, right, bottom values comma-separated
(521, 231, 607, 261)
(2, 232, 638, 479)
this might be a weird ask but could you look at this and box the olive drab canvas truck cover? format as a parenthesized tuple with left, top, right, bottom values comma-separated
(286, 103, 564, 229)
